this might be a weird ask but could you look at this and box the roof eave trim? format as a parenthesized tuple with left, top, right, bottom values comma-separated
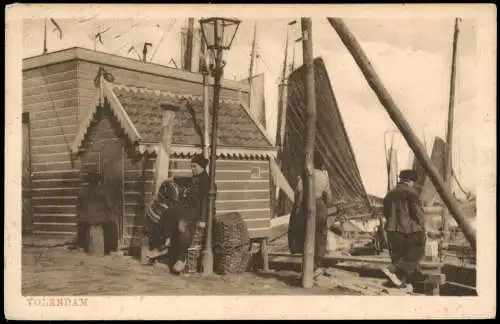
(137, 143, 277, 159)
(102, 79, 143, 143)
(70, 90, 101, 154)
(238, 100, 276, 148)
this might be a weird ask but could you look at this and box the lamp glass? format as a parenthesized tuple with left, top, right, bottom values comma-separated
(199, 17, 241, 50)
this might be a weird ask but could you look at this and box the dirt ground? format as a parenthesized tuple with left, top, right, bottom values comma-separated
(23, 229, 474, 297)
(22, 237, 371, 296)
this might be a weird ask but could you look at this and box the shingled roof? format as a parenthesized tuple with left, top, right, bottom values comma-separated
(71, 79, 276, 158)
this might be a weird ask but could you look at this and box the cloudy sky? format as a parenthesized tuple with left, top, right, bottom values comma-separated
(22, 14, 478, 198)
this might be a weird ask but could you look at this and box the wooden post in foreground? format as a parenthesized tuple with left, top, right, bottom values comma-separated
(301, 17, 317, 288)
(88, 224, 105, 257)
(326, 18, 476, 250)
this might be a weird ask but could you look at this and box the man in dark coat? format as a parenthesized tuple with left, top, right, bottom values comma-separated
(382, 169, 427, 288)
(169, 154, 210, 274)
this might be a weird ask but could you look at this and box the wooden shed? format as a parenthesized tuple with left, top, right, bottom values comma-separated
(22, 47, 277, 255)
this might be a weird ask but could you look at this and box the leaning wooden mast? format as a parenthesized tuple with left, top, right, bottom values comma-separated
(326, 17, 476, 250)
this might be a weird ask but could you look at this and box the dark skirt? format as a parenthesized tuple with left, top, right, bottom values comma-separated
(288, 197, 328, 261)
(315, 199, 328, 264)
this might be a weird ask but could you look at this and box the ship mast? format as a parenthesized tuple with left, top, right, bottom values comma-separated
(183, 18, 195, 71)
(442, 18, 461, 242)
(275, 23, 290, 158)
(248, 21, 257, 81)
(248, 21, 258, 110)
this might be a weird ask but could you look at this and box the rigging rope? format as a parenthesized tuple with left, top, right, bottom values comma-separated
(150, 19, 178, 63)
(255, 43, 273, 74)
(452, 168, 470, 197)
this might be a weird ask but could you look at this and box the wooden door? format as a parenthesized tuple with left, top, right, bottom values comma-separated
(97, 140, 124, 250)
(22, 113, 33, 234)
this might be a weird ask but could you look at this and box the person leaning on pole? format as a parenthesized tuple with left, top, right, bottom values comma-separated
(168, 154, 210, 274)
(381, 169, 427, 288)
(291, 151, 333, 277)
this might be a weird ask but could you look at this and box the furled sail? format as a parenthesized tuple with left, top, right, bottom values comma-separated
(281, 57, 372, 218)
(413, 136, 446, 206)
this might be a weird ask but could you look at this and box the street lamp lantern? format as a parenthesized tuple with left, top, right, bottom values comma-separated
(199, 17, 241, 50)
(199, 17, 241, 276)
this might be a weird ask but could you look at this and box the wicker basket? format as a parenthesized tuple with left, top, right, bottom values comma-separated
(213, 212, 251, 275)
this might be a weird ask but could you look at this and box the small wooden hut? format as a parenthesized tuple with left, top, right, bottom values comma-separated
(22, 48, 277, 258)
(70, 75, 277, 250)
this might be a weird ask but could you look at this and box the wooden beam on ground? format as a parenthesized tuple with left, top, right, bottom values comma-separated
(269, 252, 442, 269)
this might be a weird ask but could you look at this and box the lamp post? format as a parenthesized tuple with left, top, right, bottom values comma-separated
(199, 17, 241, 275)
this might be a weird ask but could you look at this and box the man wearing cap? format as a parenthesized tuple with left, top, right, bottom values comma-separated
(168, 154, 211, 274)
(381, 169, 427, 288)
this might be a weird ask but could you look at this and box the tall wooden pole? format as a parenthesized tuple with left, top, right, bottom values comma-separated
(276, 24, 290, 157)
(326, 18, 476, 250)
(273, 23, 291, 218)
(184, 18, 195, 71)
(248, 22, 257, 82)
(248, 21, 257, 112)
(384, 131, 395, 193)
(442, 18, 460, 242)
(301, 18, 317, 288)
(142, 43, 152, 62)
(43, 19, 48, 54)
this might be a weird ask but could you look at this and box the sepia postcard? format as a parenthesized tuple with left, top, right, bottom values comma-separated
(4, 3, 496, 320)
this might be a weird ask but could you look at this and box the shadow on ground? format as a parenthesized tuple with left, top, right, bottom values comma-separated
(253, 270, 302, 287)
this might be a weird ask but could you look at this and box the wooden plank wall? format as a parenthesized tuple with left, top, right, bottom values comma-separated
(22, 113, 34, 233)
(121, 156, 273, 248)
(168, 157, 272, 239)
(23, 61, 80, 237)
(23, 57, 252, 239)
(76, 60, 250, 124)
(122, 152, 156, 249)
(80, 106, 149, 248)
(122, 156, 273, 248)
